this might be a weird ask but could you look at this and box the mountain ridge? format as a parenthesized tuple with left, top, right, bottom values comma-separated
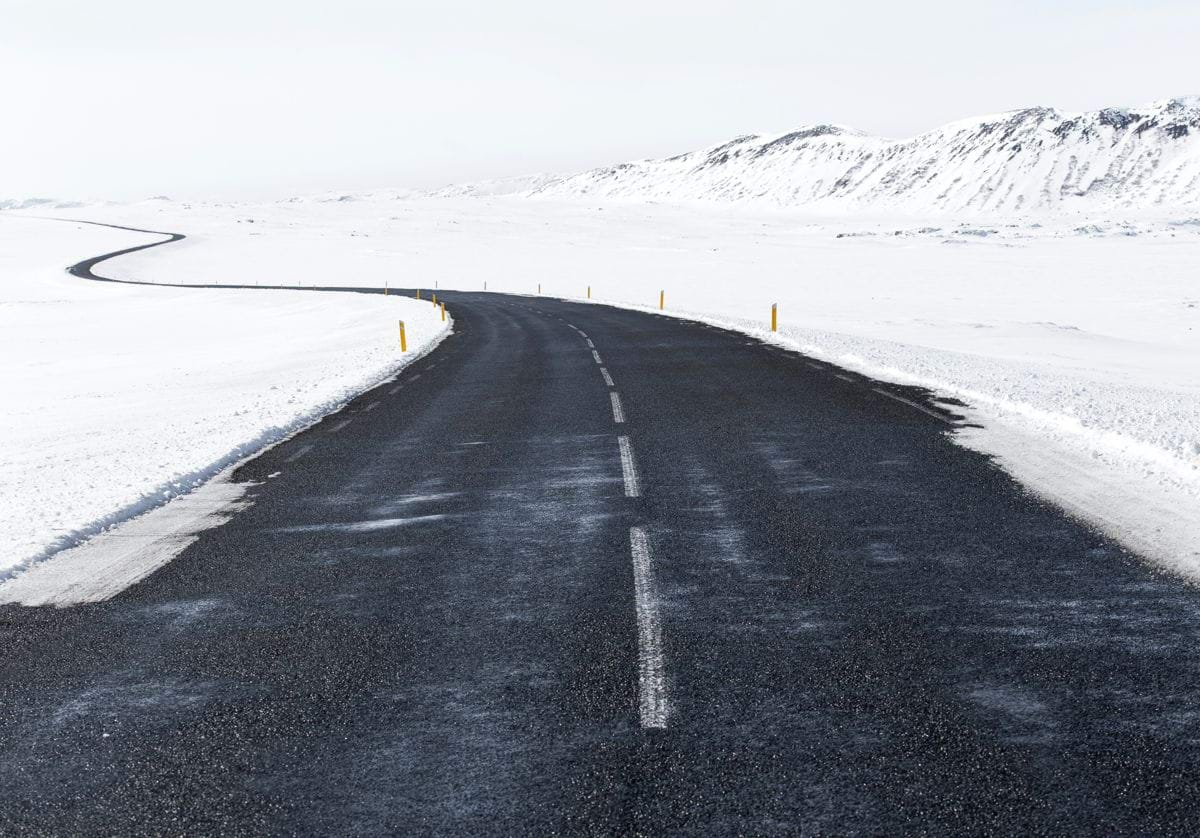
(452, 96, 1200, 213)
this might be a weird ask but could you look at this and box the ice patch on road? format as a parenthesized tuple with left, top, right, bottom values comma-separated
(49, 676, 215, 727)
(867, 542, 905, 565)
(276, 514, 448, 534)
(964, 682, 1057, 742)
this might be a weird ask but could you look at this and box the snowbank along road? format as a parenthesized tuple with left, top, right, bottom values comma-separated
(3, 234, 1200, 832)
(0, 215, 451, 581)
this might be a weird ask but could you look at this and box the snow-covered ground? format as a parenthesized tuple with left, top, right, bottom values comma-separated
(0, 215, 447, 580)
(75, 195, 1200, 578)
(527, 96, 1200, 213)
(4, 192, 1198, 584)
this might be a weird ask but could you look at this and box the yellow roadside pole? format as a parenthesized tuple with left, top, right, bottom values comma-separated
(384, 281, 388, 296)
(440, 302, 446, 322)
(432, 293, 437, 306)
(587, 286, 591, 299)
(538, 283, 542, 295)
(416, 289, 421, 300)
(771, 303, 778, 332)
(398, 321, 407, 351)
(659, 290, 665, 310)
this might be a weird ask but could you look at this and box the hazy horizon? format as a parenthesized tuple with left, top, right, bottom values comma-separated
(6, 0, 1199, 202)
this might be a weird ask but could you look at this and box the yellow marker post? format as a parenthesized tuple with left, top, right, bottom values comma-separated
(659, 290, 665, 310)
(416, 289, 421, 300)
(384, 281, 389, 296)
(432, 293, 438, 306)
(538, 283, 542, 295)
(771, 303, 778, 332)
(440, 302, 446, 322)
(587, 285, 591, 299)
(398, 320, 407, 351)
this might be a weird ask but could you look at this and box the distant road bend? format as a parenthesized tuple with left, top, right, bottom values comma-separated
(3, 222, 1200, 833)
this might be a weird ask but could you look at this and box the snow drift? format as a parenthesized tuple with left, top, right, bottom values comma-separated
(525, 97, 1200, 213)
(0, 217, 448, 580)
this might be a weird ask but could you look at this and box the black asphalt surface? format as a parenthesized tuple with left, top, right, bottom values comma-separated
(3, 226, 1200, 833)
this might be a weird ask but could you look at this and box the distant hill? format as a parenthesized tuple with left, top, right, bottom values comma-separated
(510, 97, 1200, 213)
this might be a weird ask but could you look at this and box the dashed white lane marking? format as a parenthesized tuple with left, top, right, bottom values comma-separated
(586, 338, 595, 348)
(805, 362, 823, 370)
(600, 367, 615, 387)
(629, 527, 668, 729)
(871, 387, 954, 425)
(592, 350, 603, 364)
(363, 401, 380, 412)
(389, 384, 403, 395)
(834, 373, 854, 382)
(285, 444, 314, 463)
(409, 373, 422, 381)
(618, 435, 641, 497)
(328, 419, 352, 433)
(579, 331, 588, 339)
(610, 392, 626, 424)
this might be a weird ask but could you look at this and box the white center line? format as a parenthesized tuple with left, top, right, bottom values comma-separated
(610, 392, 626, 423)
(618, 435, 641, 497)
(805, 361, 823, 370)
(285, 444, 314, 463)
(629, 526, 668, 729)
(389, 384, 403, 395)
(586, 338, 595, 348)
(834, 373, 854, 382)
(578, 331, 588, 339)
(409, 373, 422, 381)
(600, 367, 615, 387)
(328, 419, 352, 433)
(592, 350, 603, 364)
(363, 401, 380, 412)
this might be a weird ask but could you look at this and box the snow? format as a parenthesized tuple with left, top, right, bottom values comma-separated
(56, 194, 1199, 580)
(527, 97, 1200, 213)
(0, 215, 447, 580)
(0, 472, 254, 606)
(4, 178, 1198, 584)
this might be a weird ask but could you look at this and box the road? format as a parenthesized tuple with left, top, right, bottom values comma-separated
(3, 228, 1200, 833)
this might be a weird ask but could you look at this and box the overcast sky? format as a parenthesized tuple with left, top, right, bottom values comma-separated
(5, 0, 1199, 201)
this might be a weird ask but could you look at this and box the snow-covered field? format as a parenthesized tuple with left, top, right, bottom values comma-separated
(0, 215, 447, 579)
(4, 190, 1198, 584)
(73, 195, 1200, 578)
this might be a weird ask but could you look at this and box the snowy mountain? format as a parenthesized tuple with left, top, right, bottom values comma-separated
(430, 173, 564, 198)
(525, 97, 1200, 213)
(0, 197, 88, 211)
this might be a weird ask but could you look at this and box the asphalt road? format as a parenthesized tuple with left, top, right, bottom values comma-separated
(3, 228, 1200, 833)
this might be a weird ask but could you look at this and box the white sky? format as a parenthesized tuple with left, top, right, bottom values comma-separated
(5, 0, 1199, 201)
